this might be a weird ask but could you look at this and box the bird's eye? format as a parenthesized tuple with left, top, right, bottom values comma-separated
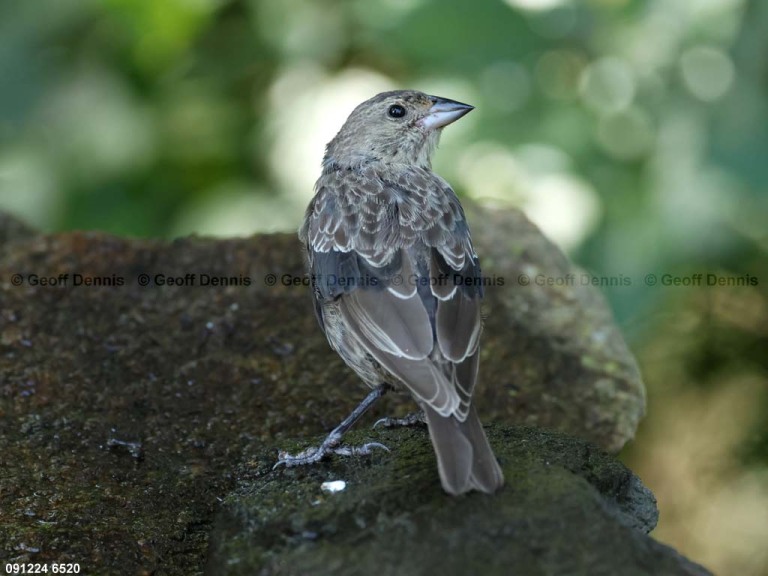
(388, 105, 406, 118)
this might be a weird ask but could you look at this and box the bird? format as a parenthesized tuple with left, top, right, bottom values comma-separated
(276, 90, 504, 496)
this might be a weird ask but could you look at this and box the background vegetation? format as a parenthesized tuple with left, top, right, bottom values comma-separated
(1, 0, 766, 573)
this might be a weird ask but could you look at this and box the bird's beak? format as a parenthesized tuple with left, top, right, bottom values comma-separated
(420, 96, 474, 131)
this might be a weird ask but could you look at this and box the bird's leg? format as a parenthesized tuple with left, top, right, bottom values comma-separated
(373, 411, 426, 429)
(274, 383, 391, 468)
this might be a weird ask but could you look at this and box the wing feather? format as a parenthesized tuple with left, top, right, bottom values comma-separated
(340, 288, 432, 360)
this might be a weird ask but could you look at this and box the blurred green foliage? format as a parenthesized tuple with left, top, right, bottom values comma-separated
(1, 0, 765, 318)
(1, 0, 767, 573)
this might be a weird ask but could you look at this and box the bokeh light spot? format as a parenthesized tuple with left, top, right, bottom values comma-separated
(579, 56, 635, 113)
(0, 150, 60, 229)
(525, 173, 601, 251)
(503, 0, 570, 12)
(267, 67, 395, 205)
(680, 46, 735, 102)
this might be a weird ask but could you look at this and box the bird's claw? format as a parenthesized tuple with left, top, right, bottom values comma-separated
(373, 411, 426, 429)
(332, 442, 390, 456)
(274, 441, 389, 469)
(273, 446, 326, 469)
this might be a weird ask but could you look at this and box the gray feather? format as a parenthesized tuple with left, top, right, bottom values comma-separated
(436, 290, 482, 363)
(340, 288, 432, 360)
(423, 403, 504, 495)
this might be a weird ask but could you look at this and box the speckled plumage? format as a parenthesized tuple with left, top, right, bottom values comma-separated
(299, 90, 504, 495)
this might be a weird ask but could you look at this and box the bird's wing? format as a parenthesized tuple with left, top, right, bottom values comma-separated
(301, 166, 483, 420)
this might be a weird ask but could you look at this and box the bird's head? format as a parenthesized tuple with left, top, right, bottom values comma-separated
(323, 90, 473, 170)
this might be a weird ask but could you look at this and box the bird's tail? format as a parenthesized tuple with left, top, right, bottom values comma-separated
(422, 404, 504, 496)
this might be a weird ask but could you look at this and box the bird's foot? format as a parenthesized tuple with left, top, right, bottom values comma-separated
(273, 384, 391, 469)
(274, 431, 389, 469)
(373, 411, 426, 429)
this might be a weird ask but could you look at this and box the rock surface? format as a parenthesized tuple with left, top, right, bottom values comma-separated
(0, 209, 701, 575)
(209, 426, 708, 576)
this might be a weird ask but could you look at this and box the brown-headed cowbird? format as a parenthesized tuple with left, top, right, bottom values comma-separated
(278, 90, 504, 496)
